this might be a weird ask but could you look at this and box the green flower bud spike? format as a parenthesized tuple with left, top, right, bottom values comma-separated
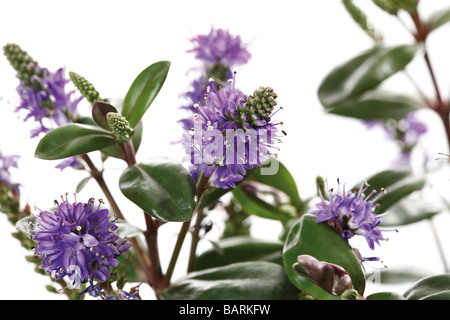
(246, 86, 278, 118)
(106, 112, 134, 143)
(341, 288, 359, 300)
(228, 85, 280, 129)
(69, 71, 103, 104)
(3, 43, 44, 87)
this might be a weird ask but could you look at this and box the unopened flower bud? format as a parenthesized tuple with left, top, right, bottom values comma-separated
(69, 71, 103, 104)
(106, 112, 134, 143)
(341, 288, 359, 300)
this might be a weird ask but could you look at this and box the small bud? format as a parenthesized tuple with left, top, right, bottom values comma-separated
(106, 112, 134, 143)
(341, 288, 359, 300)
(69, 71, 103, 104)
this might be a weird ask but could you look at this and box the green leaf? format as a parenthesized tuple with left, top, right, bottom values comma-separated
(379, 268, 430, 284)
(92, 101, 118, 131)
(160, 261, 300, 300)
(232, 185, 293, 222)
(231, 159, 302, 222)
(15, 215, 37, 237)
(122, 61, 170, 128)
(194, 236, 283, 271)
(328, 92, 420, 120)
(100, 120, 143, 160)
(381, 197, 442, 226)
(354, 170, 426, 214)
(35, 124, 116, 160)
(119, 158, 196, 222)
(283, 214, 365, 300)
(428, 7, 450, 31)
(318, 44, 422, 108)
(115, 219, 144, 238)
(366, 292, 406, 300)
(374, 176, 426, 214)
(403, 274, 450, 300)
(76, 176, 91, 193)
(246, 159, 304, 213)
(356, 169, 410, 191)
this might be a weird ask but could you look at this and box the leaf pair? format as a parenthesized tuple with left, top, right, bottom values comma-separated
(35, 61, 170, 161)
(318, 44, 422, 120)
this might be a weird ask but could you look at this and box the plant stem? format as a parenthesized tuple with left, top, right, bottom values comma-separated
(429, 217, 449, 273)
(119, 139, 165, 296)
(162, 172, 210, 287)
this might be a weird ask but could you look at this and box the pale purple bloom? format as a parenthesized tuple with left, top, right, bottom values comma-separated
(180, 28, 251, 129)
(188, 28, 251, 66)
(363, 112, 428, 168)
(32, 196, 131, 287)
(0, 151, 19, 188)
(310, 180, 386, 251)
(15, 68, 83, 169)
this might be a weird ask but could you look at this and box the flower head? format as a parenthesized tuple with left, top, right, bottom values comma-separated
(32, 195, 131, 287)
(0, 151, 20, 189)
(182, 76, 283, 189)
(310, 179, 386, 251)
(188, 28, 251, 66)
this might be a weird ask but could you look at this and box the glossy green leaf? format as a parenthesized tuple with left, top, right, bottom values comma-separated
(328, 92, 420, 120)
(195, 236, 283, 271)
(428, 7, 450, 31)
(100, 120, 143, 160)
(232, 184, 295, 222)
(354, 170, 426, 214)
(35, 124, 116, 160)
(160, 261, 300, 300)
(283, 214, 365, 300)
(374, 176, 426, 214)
(92, 101, 118, 131)
(356, 169, 410, 191)
(366, 292, 406, 300)
(119, 158, 196, 222)
(122, 61, 170, 128)
(318, 44, 422, 108)
(403, 274, 450, 300)
(246, 158, 304, 213)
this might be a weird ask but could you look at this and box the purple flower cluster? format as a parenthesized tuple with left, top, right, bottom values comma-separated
(32, 196, 131, 287)
(15, 67, 83, 170)
(310, 180, 386, 251)
(0, 151, 19, 190)
(188, 28, 251, 66)
(364, 112, 428, 168)
(16, 68, 82, 138)
(180, 28, 251, 129)
(182, 77, 283, 189)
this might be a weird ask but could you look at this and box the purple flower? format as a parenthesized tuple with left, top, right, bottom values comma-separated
(0, 151, 19, 189)
(182, 76, 283, 189)
(310, 179, 386, 251)
(188, 28, 251, 66)
(32, 196, 131, 287)
(363, 112, 428, 168)
(15, 68, 84, 170)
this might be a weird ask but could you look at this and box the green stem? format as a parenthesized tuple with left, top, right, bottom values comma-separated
(119, 139, 165, 296)
(429, 218, 449, 273)
(162, 172, 210, 287)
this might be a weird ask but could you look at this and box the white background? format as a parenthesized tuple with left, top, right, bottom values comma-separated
(0, 0, 450, 299)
